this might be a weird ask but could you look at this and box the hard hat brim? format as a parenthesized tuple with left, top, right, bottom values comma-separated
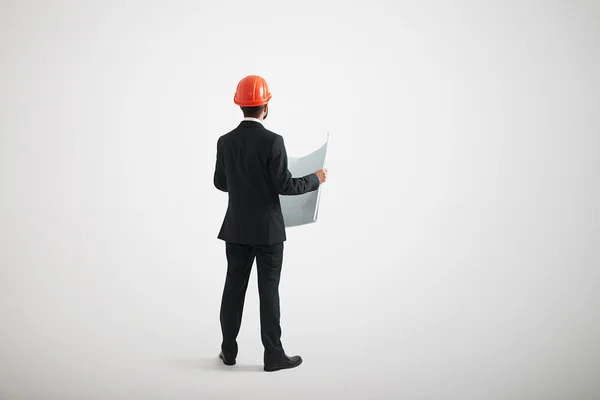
(233, 93, 272, 107)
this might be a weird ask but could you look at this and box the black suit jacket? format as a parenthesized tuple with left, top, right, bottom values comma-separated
(214, 120, 320, 245)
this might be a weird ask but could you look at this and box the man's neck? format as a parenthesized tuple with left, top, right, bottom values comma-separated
(243, 117, 263, 124)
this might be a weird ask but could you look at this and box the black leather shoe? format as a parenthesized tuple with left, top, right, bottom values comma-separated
(219, 351, 236, 366)
(264, 354, 303, 372)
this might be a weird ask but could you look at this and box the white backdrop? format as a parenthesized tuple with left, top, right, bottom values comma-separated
(1, 1, 599, 399)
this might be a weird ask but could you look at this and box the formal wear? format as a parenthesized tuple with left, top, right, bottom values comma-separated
(214, 118, 320, 364)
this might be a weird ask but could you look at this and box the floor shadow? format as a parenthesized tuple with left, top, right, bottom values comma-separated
(169, 356, 263, 372)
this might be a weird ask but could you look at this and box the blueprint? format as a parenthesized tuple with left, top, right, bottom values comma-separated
(280, 133, 329, 227)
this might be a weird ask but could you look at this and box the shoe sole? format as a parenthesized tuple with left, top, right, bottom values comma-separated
(264, 358, 303, 372)
(219, 354, 236, 366)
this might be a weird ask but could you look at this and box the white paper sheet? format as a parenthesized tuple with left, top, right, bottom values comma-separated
(280, 133, 329, 227)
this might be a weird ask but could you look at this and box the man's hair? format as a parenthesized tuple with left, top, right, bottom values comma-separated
(241, 105, 265, 118)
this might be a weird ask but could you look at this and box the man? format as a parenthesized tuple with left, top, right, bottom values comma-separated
(213, 75, 328, 372)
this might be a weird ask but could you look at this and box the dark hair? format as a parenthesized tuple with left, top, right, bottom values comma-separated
(241, 105, 265, 118)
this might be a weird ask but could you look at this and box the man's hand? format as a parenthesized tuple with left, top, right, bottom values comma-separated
(315, 168, 328, 184)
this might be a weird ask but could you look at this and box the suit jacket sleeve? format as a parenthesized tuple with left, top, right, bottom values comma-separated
(268, 135, 320, 195)
(213, 138, 227, 192)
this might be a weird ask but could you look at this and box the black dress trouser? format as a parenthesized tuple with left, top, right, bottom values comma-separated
(220, 241, 285, 363)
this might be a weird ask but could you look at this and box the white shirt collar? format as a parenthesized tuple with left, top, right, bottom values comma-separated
(242, 117, 264, 125)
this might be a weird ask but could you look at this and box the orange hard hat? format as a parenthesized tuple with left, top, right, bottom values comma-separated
(233, 75, 272, 107)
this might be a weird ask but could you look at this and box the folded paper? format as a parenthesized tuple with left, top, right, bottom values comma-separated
(280, 133, 329, 227)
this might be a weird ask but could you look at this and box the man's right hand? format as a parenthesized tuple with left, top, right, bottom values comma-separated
(315, 168, 328, 184)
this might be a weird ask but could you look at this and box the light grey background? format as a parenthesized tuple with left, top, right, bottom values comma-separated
(1, 1, 599, 399)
